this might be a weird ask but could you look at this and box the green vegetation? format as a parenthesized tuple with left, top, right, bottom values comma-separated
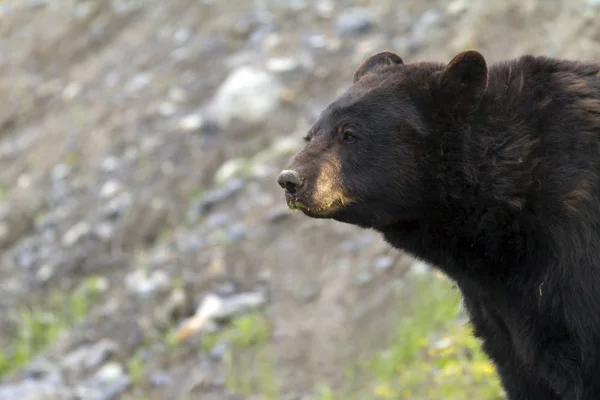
(200, 312, 278, 399)
(0, 276, 106, 378)
(193, 273, 504, 400)
(365, 274, 505, 400)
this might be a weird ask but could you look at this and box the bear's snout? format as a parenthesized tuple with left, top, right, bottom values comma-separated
(277, 169, 305, 194)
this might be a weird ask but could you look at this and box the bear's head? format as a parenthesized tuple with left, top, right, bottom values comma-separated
(278, 50, 489, 229)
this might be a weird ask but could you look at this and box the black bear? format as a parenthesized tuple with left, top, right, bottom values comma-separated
(277, 49, 600, 399)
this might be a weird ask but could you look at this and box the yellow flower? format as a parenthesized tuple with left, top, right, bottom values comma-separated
(373, 383, 396, 398)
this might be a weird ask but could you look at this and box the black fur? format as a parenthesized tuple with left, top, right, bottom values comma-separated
(278, 50, 600, 399)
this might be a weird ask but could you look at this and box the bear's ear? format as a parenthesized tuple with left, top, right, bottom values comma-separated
(438, 50, 488, 115)
(354, 51, 404, 83)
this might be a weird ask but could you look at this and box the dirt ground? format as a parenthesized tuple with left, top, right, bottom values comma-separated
(1, 0, 600, 399)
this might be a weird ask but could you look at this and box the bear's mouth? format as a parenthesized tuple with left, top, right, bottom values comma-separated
(285, 192, 345, 219)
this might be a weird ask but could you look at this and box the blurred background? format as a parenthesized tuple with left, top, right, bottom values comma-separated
(1, 0, 600, 399)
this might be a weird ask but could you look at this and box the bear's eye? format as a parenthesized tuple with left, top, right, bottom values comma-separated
(342, 130, 357, 143)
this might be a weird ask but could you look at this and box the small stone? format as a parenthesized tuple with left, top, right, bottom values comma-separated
(103, 192, 133, 219)
(178, 113, 204, 131)
(36, 263, 54, 282)
(173, 28, 191, 45)
(93, 222, 116, 242)
(157, 101, 177, 117)
(214, 159, 246, 184)
(316, 0, 334, 18)
(100, 156, 120, 172)
(148, 371, 173, 386)
(62, 221, 91, 247)
(17, 174, 32, 188)
(95, 362, 125, 382)
(447, 0, 469, 14)
(62, 81, 82, 101)
(356, 269, 373, 285)
(28, 0, 48, 9)
(266, 57, 300, 73)
(125, 73, 151, 93)
(409, 260, 431, 276)
(51, 164, 71, 181)
(168, 86, 187, 103)
(62, 339, 119, 372)
(100, 180, 122, 198)
(373, 255, 394, 271)
(224, 223, 247, 244)
(305, 34, 328, 49)
(335, 8, 375, 37)
(125, 269, 171, 298)
(205, 212, 232, 228)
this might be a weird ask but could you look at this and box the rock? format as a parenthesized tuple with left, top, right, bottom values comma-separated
(412, 9, 443, 43)
(178, 113, 204, 132)
(316, 0, 335, 18)
(62, 81, 82, 101)
(0, 378, 70, 400)
(51, 164, 71, 181)
(173, 28, 191, 45)
(61, 339, 119, 373)
(409, 260, 431, 276)
(168, 87, 187, 103)
(266, 57, 301, 73)
(62, 221, 91, 247)
(231, 11, 261, 38)
(214, 159, 248, 184)
(93, 222, 116, 242)
(78, 362, 131, 400)
(223, 223, 247, 244)
(103, 192, 133, 219)
(125, 269, 171, 298)
(148, 371, 173, 387)
(206, 66, 283, 127)
(373, 255, 394, 271)
(99, 180, 122, 199)
(125, 73, 151, 93)
(187, 178, 244, 222)
(157, 101, 177, 117)
(176, 292, 267, 341)
(335, 8, 375, 36)
(205, 212, 232, 228)
(28, 0, 48, 8)
(100, 156, 120, 173)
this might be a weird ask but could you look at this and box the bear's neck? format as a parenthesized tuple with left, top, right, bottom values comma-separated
(380, 115, 543, 282)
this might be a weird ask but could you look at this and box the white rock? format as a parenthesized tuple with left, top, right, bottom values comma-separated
(100, 180, 122, 198)
(207, 66, 283, 127)
(266, 57, 300, 73)
(178, 113, 204, 131)
(62, 222, 91, 247)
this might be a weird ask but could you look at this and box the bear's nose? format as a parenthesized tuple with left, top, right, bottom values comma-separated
(278, 170, 305, 194)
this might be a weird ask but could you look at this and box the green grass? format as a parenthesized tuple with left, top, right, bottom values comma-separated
(199, 312, 278, 399)
(0, 276, 106, 378)
(164, 273, 504, 400)
(364, 274, 505, 400)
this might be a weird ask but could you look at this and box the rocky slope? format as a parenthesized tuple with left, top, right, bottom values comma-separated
(1, 0, 600, 399)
